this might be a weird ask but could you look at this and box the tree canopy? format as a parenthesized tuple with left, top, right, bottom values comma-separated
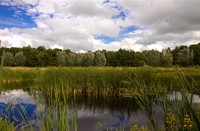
(0, 43, 199, 67)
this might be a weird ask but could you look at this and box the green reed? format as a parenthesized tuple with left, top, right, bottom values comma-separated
(38, 67, 200, 97)
(1, 66, 200, 93)
(0, 100, 32, 131)
(0, 48, 15, 130)
(121, 67, 200, 130)
(1, 66, 200, 130)
(39, 85, 77, 131)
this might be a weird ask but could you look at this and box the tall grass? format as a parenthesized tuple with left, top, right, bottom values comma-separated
(0, 100, 33, 130)
(38, 67, 200, 96)
(0, 47, 5, 89)
(1, 66, 200, 93)
(0, 47, 35, 130)
(121, 68, 200, 130)
(39, 86, 77, 131)
(1, 66, 200, 130)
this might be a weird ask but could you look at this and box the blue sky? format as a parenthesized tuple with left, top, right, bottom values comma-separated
(0, 4, 137, 44)
(0, 0, 199, 52)
(94, 26, 140, 44)
(0, 5, 37, 29)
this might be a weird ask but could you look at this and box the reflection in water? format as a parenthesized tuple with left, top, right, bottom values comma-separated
(168, 91, 200, 103)
(0, 103, 36, 125)
(39, 90, 145, 130)
(0, 89, 143, 130)
(0, 89, 200, 130)
(0, 90, 37, 127)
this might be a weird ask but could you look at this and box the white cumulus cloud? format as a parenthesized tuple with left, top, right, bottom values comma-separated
(0, 0, 199, 52)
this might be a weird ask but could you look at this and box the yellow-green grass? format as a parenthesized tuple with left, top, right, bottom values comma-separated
(1, 66, 200, 130)
(1, 66, 200, 95)
(0, 118, 15, 131)
(39, 66, 200, 94)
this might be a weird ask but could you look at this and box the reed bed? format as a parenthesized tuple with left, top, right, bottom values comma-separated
(122, 68, 200, 130)
(1, 66, 200, 95)
(2, 68, 42, 84)
(38, 66, 200, 96)
(1, 66, 200, 130)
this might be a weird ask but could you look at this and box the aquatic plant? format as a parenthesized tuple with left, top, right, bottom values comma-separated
(122, 68, 200, 130)
(39, 86, 77, 131)
(0, 117, 14, 131)
(0, 66, 200, 130)
(0, 100, 32, 131)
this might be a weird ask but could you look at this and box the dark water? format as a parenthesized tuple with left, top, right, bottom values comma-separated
(0, 89, 200, 131)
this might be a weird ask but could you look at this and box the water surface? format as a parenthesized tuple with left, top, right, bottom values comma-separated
(0, 89, 200, 130)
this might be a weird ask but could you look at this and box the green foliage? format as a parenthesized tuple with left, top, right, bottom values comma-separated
(0, 118, 15, 131)
(172, 45, 194, 66)
(0, 66, 200, 130)
(105, 51, 117, 66)
(66, 53, 76, 66)
(176, 48, 194, 66)
(116, 49, 136, 66)
(0, 43, 200, 67)
(56, 51, 67, 66)
(160, 48, 173, 66)
(94, 51, 106, 66)
(3, 52, 14, 66)
(83, 52, 95, 66)
(14, 51, 26, 66)
(74, 53, 84, 66)
(190, 43, 200, 65)
(143, 50, 161, 66)
(22, 47, 39, 67)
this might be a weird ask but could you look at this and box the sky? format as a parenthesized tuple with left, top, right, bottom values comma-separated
(0, 0, 199, 52)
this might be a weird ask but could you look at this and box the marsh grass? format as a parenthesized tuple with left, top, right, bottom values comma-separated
(0, 48, 16, 131)
(0, 49, 34, 130)
(0, 117, 14, 131)
(121, 67, 200, 130)
(39, 86, 78, 131)
(1, 66, 200, 94)
(0, 100, 33, 131)
(38, 67, 200, 97)
(0, 47, 5, 89)
(0, 66, 200, 130)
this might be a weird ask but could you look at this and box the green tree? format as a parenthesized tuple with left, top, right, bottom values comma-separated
(57, 51, 67, 66)
(4, 52, 14, 66)
(105, 51, 117, 66)
(134, 52, 146, 67)
(172, 46, 187, 65)
(66, 53, 76, 66)
(14, 51, 26, 66)
(7, 47, 21, 55)
(176, 48, 194, 66)
(37, 46, 46, 52)
(22, 46, 39, 67)
(83, 52, 95, 66)
(47, 49, 60, 66)
(74, 53, 84, 66)
(190, 43, 200, 65)
(142, 50, 161, 66)
(160, 48, 173, 66)
(94, 51, 106, 66)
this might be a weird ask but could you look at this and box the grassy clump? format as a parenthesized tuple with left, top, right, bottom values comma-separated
(38, 67, 200, 96)
(1, 66, 200, 130)
(121, 68, 200, 130)
(2, 67, 42, 84)
(0, 118, 15, 131)
(1, 66, 200, 96)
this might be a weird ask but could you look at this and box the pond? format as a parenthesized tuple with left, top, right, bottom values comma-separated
(0, 89, 200, 131)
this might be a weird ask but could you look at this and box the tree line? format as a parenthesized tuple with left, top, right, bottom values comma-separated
(0, 43, 199, 67)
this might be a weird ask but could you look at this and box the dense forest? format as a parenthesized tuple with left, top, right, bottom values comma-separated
(0, 43, 199, 67)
